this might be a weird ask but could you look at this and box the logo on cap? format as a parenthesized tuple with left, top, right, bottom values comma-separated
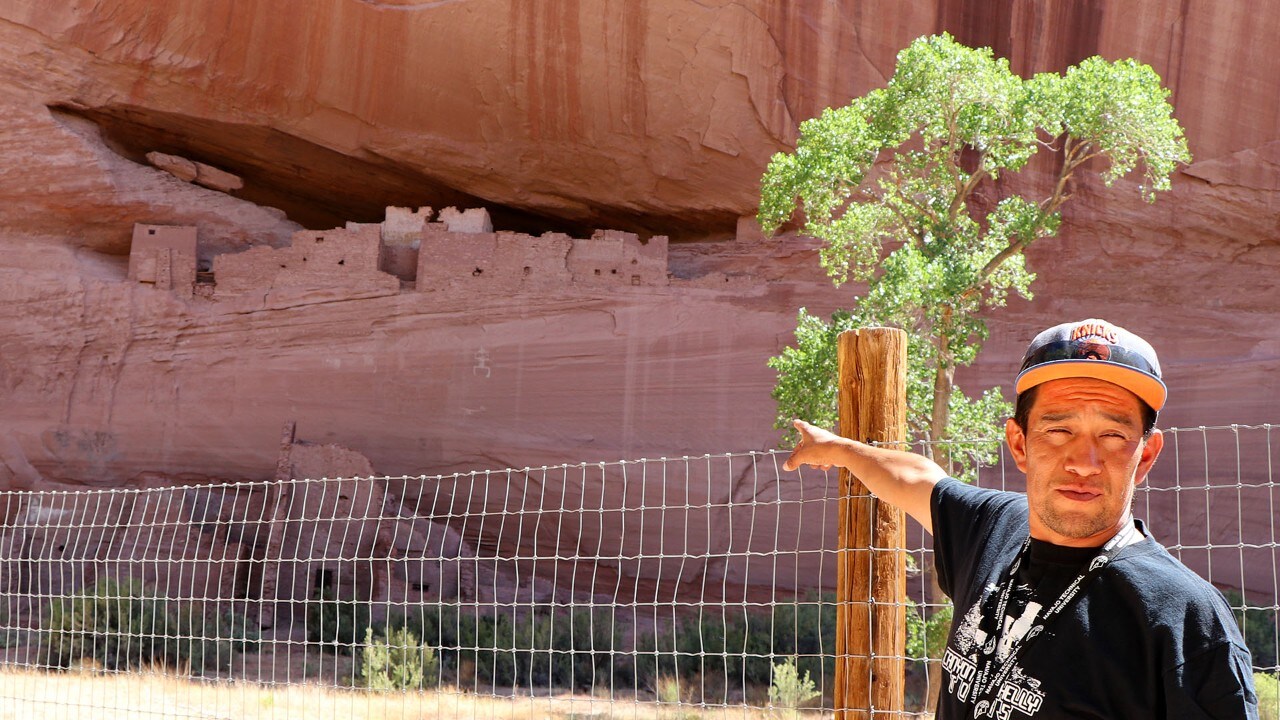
(1070, 321, 1119, 344)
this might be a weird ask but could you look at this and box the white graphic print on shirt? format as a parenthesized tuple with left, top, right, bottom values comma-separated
(942, 582, 1048, 719)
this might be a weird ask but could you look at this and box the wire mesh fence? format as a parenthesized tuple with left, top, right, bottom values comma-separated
(0, 424, 1275, 719)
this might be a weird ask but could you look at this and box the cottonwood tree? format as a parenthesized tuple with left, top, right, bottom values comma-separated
(760, 33, 1190, 467)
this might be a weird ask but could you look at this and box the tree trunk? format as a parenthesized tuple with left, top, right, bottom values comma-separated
(930, 339, 955, 476)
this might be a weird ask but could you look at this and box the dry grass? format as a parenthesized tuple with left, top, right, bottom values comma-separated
(0, 666, 822, 720)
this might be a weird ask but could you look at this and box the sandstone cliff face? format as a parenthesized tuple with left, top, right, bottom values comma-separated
(4, 2, 1277, 240)
(0, 1, 1277, 601)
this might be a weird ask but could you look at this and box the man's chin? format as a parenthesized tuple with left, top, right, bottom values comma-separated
(1036, 508, 1114, 544)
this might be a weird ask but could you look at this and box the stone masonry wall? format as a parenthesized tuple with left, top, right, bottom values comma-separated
(211, 224, 399, 297)
(128, 224, 197, 298)
(417, 223, 669, 293)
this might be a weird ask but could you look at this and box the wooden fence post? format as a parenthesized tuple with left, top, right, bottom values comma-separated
(834, 328, 908, 719)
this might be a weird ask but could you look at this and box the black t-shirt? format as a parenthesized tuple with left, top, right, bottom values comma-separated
(931, 478, 1259, 719)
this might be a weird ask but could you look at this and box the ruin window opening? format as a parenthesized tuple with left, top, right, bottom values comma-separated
(473, 268, 483, 276)
(593, 269, 601, 276)
(523, 266, 531, 276)
(610, 269, 618, 275)
(338, 259, 345, 266)
(147, 228, 157, 236)
(316, 237, 325, 243)
(313, 568, 338, 599)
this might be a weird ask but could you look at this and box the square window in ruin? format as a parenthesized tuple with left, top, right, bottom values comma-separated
(313, 568, 338, 599)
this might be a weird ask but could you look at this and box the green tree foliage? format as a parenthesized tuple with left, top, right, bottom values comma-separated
(761, 33, 1190, 458)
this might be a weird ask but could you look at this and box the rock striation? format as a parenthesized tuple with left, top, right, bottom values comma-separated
(0, 2, 1277, 603)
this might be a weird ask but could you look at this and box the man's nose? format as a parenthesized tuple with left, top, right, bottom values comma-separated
(1064, 438, 1104, 477)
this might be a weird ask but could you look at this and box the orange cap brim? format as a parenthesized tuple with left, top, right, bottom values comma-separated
(1015, 360, 1167, 411)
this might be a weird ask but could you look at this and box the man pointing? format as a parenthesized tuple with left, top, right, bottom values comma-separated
(784, 319, 1258, 718)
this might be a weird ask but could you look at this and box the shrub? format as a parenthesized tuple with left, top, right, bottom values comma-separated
(1224, 590, 1278, 671)
(34, 579, 256, 674)
(769, 657, 820, 719)
(545, 605, 631, 689)
(654, 673, 699, 720)
(306, 593, 371, 655)
(634, 594, 837, 703)
(906, 601, 953, 661)
(1258, 672, 1279, 720)
(359, 626, 439, 691)
(388, 604, 628, 690)
(0, 600, 24, 649)
(194, 606, 261, 672)
(384, 596, 837, 699)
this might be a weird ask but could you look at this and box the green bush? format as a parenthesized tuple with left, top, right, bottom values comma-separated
(306, 593, 372, 655)
(634, 594, 837, 701)
(1258, 672, 1279, 720)
(359, 626, 439, 691)
(534, 605, 630, 689)
(196, 606, 261, 672)
(34, 579, 257, 674)
(1223, 590, 1278, 671)
(769, 656, 820, 719)
(0, 600, 24, 649)
(388, 604, 629, 689)
(906, 601, 953, 661)
(378, 596, 836, 698)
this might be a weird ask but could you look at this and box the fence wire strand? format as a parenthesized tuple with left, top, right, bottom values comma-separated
(0, 425, 1275, 719)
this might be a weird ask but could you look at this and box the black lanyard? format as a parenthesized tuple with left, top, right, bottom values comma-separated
(967, 523, 1140, 714)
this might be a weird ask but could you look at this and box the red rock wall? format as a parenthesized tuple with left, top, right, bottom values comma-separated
(0, 2, 1277, 600)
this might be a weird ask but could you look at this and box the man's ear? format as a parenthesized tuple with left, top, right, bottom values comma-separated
(1135, 428, 1164, 486)
(1006, 418, 1029, 474)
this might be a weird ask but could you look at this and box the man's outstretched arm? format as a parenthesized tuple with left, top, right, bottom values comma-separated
(783, 419, 947, 534)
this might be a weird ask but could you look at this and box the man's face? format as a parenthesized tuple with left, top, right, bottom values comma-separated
(1005, 377, 1164, 547)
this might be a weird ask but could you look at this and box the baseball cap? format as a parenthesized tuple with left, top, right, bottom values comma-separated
(1015, 319, 1166, 411)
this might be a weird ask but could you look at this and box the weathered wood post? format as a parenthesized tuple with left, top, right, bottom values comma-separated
(834, 328, 908, 719)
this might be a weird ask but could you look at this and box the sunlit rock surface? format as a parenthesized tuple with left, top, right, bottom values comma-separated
(0, 1, 1276, 598)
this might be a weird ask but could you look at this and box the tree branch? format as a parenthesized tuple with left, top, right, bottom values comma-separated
(883, 199, 927, 245)
(966, 138, 1102, 294)
(948, 158, 988, 220)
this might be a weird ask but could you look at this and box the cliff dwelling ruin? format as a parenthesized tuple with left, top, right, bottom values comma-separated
(126, 205, 699, 302)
